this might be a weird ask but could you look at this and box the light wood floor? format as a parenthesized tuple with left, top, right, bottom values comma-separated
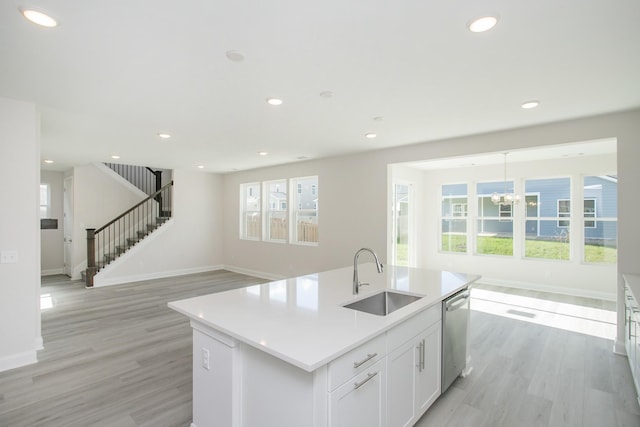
(0, 272, 638, 426)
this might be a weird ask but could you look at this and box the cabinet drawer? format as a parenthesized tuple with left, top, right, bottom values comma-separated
(387, 303, 441, 351)
(328, 334, 385, 391)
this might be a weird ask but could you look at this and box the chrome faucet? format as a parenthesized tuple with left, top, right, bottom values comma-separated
(353, 248, 384, 295)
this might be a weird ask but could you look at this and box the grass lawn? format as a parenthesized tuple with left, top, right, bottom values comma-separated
(437, 235, 616, 263)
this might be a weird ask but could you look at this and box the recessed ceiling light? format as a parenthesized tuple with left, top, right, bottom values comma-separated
(20, 8, 58, 27)
(258, 151, 268, 156)
(365, 133, 377, 139)
(266, 98, 283, 106)
(111, 155, 120, 159)
(225, 50, 245, 62)
(521, 100, 540, 109)
(197, 165, 204, 169)
(43, 159, 54, 164)
(468, 15, 498, 33)
(158, 133, 171, 139)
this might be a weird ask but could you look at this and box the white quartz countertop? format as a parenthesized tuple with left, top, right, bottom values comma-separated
(169, 264, 480, 372)
(624, 273, 640, 300)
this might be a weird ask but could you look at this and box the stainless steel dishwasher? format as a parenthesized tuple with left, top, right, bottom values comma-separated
(442, 287, 470, 393)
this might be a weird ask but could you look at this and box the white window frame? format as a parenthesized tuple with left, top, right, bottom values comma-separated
(290, 176, 319, 246)
(263, 179, 288, 243)
(440, 187, 469, 255)
(240, 182, 261, 240)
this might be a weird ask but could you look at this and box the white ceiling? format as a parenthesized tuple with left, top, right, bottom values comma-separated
(1, 0, 639, 173)
(406, 138, 618, 170)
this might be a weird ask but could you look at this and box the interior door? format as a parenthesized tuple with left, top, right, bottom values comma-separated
(63, 176, 73, 277)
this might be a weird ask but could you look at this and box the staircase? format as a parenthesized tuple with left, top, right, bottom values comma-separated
(84, 172, 173, 287)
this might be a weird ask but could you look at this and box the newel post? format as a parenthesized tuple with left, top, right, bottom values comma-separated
(86, 228, 96, 288)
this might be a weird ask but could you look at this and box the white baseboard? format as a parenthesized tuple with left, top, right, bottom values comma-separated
(475, 277, 616, 301)
(93, 265, 226, 287)
(613, 339, 627, 356)
(41, 268, 64, 276)
(222, 265, 286, 281)
(0, 350, 37, 373)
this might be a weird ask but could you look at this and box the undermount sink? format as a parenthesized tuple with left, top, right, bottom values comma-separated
(343, 290, 423, 316)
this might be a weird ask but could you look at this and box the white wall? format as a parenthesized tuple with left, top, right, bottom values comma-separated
(0, 98, 41, 372)
(222, 157, 388, 279)
(223, 110, 640, 279)
(93, 169, 224, 286)
(40, 170, 64, 275)
(69, 163, 147, 279)
(222, 108, 640, 356)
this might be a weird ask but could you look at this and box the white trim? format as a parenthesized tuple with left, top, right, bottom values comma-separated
(222, 265, 286, 281)
(0, 350, 37, 373)
(41, 268, 64, 276)
(35, 335, 43, 350)
(93, 265, 226, 287)
(613, 339, 627, 356)
(475, 277, 616, 301)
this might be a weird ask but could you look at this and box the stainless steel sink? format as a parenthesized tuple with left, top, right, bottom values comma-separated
(343, 291, 422, 316)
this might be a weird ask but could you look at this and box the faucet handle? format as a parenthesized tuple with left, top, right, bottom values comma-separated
(359, 281, 370, 288)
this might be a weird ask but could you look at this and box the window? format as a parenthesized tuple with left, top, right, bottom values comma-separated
(441, 184, 467, 253)
(240, 182, 261, 240)
(240, 176, 318, 245)
(526, 178, 571, 261)
(39, 184, 50, 219)
(584, 199, 596, 228)
(557, 199, 570, 227)
(291, 176, 318, 244)
(476, 181, 513, 256)
(583, 176, 617, 264)
(499, 203, 512, 220)
(264, 180, 287, 242)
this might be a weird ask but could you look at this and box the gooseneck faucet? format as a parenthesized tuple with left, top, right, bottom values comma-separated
(353, 248, 384, 295)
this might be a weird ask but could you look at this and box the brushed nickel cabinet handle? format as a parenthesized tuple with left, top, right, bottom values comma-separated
(354, 372, 378, 390)
(353, 352, 378, 369)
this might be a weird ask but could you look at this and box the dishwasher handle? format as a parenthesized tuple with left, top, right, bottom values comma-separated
(445, 290, 470, 312)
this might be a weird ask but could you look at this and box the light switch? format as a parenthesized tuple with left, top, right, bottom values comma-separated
(0, 250, 18, 264)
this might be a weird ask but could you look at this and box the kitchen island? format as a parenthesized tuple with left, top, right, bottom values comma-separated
(169, 264, 479, 427)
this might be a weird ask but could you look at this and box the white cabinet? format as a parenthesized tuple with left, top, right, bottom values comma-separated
(387, 321, 441, 427)
(188, 302, 448, 427)
(330, 360, 386, 427)
(415, 322, 442, 416)
(624, 280, 640, 405)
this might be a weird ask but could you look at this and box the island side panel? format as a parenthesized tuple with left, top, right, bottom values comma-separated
(192, 322, 242, 427)
(241, 343, 318, 427)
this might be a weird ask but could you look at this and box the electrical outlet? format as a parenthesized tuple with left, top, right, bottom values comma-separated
(0, 250, 18, 264)
(201, 348, 210, 370)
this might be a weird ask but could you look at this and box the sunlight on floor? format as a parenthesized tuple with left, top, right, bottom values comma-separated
(40, 293, 54, 310)
(471, 287, 616, 339)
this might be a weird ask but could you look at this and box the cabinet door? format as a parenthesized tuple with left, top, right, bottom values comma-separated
(387, 339, 418, 427)
(415, 322, 442, 416)
(626, 295, 632, 358)
(330, 360, 386, 427)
